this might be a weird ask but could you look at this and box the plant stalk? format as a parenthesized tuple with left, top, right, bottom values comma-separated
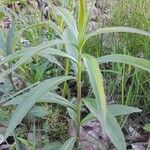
(76, 52, 82, 148)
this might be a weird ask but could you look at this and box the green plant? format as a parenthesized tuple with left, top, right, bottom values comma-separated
(1, 0, 150, 149)
(107, 0, 150, 113)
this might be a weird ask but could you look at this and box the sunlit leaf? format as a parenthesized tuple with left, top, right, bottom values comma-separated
(55, 7, 78, 41)
(63, 28, 78, 75)
(0, 39, 65, 79)
(97, 54, 150, 73)
(82, 54, 107, 120)
(84, 98, 126, 150)
(4, 76, 74, 140)
(60, 137, 76, 150)
(78, 0, 87, 34)
(82, 99, 142, 125)
(85, 27, 150, 43)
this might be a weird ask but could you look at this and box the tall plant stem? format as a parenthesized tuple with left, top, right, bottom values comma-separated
(62, 58, 70, 97)
(76, 52, 82, 148)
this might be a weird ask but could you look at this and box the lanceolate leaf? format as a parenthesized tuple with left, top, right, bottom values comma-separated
(97, 54, 150, 73)
(63, 28, 78, 75)
(78, 0, 87, 34)
(104, 111, 126, 150)
(0, 39, 65, 79)
(6, 20, 16, 56)
(84, 98, 126, 150)
(0, 28, 6, 53)
(108, 104, 142, 116)
(39, 47, 77, 62)
(82, 99, 142, 125)
(39, 53, 63, 68)
(60, 137, 76, 150)
(55, 7, 78, 41)
(82, 54, 107, 120)
(85, 27, 150, 43)
(4, 76, 75, 140)
(4, 91, 76, 111)
(40, 92, 76, 111)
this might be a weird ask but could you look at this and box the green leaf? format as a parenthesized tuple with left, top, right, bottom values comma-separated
(4, 76, 74, 140)
(84, 98, 126, 150)
(59, 137, 76, 150)
(82, 99, 142, 125)
(42, 142, 62, 150)
(78, 0, 87, 34)
(6, 20, 16, 55)
(81, 113, 95, 125)
(97, 54, 150, 73)
(17, 137, 32, 147)
(67, 108, 77, 124)
(85, 27, 150, 43)
(144, 124, 150, 132)
(13, 132, 22, 150)
(0, 28, 6, 53)
(40, 92, 76, 111)
(104, 111, 126, 150)
(4, 91, 76, 111)
(28, 106, 49, 118)
(82, 54, 107, 121)
(39, 53, 63, 68)
(39, 47, 77, 62)
(16, 20, 63, 44)
(0, 39, 65, 79)
(108, 104, 142, 116)
(55, 7, 78, 41)
(63, 28, 78, 75)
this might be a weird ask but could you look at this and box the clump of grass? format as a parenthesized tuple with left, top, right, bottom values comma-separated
(110, 0, 150, 57)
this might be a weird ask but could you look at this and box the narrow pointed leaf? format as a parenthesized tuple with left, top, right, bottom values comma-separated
(82, 99, 142, 125)
(97, 54, 150, 73)
(85, 27, 150, 42)
(78, 0, 87, 34)
(6, 20, 16, 55)
(39, 47, 77, 62)
(82, 54, 107, 120)
(55, 7, 78, 41)
(4, 91, 76, 111)
(84, 98, 126, 150)
(0, 40, 65, 79)
(4, 76, 74, 139)
(59, 137, 76, 150)
(63, 28, 78, 75)
(39, 53, 63, 68)
(108, 104, 142, 116)
(0, 29, 6, 53)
